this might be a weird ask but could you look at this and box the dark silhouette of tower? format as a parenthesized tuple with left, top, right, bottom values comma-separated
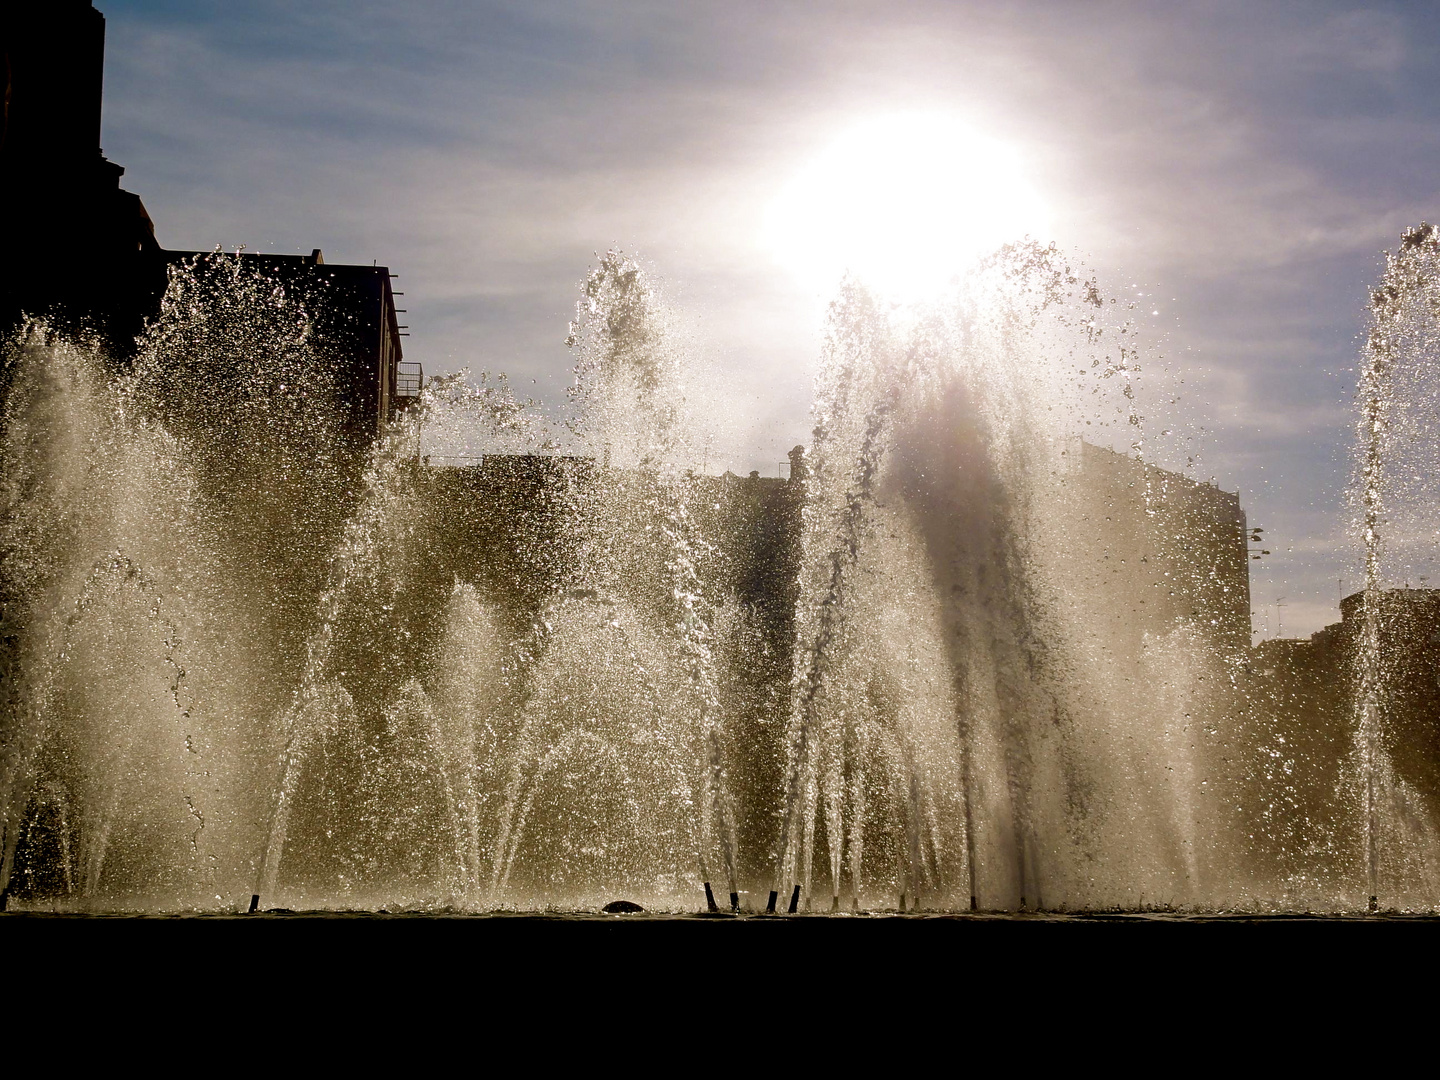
(0, 1, 163, 346)
(0, 2, 414, 436)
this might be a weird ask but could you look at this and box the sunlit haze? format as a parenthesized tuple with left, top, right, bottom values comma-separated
(765, 115, 1050, 300)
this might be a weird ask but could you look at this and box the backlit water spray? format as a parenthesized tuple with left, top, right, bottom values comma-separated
(774, 243, 1215, 911)
(1352, 223, 1440, 911)
(6, 234, 1440, 912)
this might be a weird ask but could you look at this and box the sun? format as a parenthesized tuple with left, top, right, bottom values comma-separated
(765, 114, 1051, 301)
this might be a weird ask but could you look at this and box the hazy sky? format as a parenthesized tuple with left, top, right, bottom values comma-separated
(97, 1, 1440, 637)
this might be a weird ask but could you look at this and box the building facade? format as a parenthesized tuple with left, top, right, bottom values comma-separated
(1, 2, 413, 437)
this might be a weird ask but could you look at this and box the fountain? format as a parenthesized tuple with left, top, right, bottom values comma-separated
(6, 202, 1440, 913)
(14, 0, 1440, 924)
(0, 236, 1234, 914)
(1349, 223, 1440, 912)
(772, 247, 1247, 912)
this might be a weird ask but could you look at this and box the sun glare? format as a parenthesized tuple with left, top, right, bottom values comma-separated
(765, 114, 1051, 301)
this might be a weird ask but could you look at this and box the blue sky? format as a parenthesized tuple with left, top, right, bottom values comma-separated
(96, 0, 1440, 636)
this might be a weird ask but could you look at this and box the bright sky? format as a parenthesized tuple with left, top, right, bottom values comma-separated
(98, 0, 1440, 638)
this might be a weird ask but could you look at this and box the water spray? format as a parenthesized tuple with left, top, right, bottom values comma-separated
(1353, 223, 1439, 912)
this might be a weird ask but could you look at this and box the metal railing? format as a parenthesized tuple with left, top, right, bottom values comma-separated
(396, 361, 422, 397)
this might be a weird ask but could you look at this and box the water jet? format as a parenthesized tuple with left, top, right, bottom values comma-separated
(8, 4, 1440, 919)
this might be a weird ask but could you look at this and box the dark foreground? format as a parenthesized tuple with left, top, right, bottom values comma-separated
(9, 908, 1432, 996)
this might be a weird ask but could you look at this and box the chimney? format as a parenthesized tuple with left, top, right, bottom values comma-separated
(787, 444, 808, 486)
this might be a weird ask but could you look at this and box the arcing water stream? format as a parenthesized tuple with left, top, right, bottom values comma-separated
(2, 238, 1440, 913)
(1351, 224, 1440, 911)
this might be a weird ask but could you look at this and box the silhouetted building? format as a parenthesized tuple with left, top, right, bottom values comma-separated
(0, 1, 413, 436)
(1261, 588, 1440, 785)
(1325, 590, 1440, 798)
(0, 1, 160, 345)
(1065, 441, 1252, 653)
(1240, 588, 1440, 880)
(158, 249, 415, 437)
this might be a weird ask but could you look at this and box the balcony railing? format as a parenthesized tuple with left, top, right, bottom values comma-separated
(396, 361, 423, 397)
